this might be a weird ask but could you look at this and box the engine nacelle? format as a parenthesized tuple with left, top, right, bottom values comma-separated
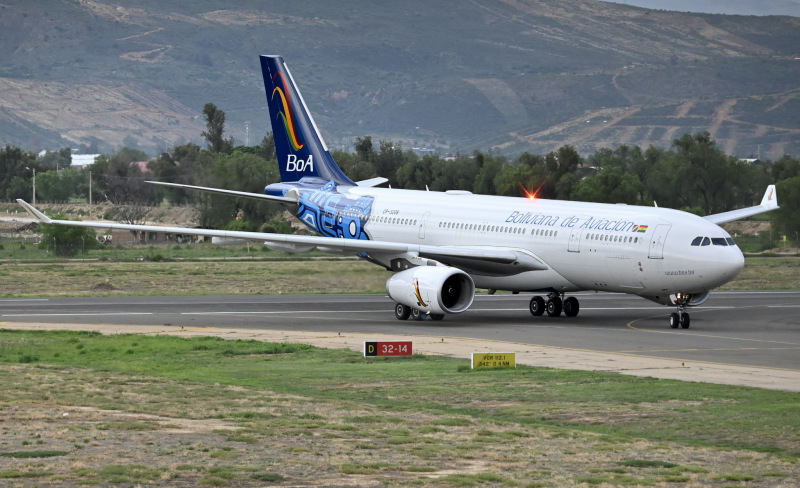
(386, 266, 475, 315)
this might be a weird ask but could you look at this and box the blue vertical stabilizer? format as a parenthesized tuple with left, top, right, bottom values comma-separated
(260, 55, 355, 186)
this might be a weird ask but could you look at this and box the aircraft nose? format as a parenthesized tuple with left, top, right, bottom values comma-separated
(720, 247, 745, 281)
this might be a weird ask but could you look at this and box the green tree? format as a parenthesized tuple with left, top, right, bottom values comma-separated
(38, 147, 71, 171)
(201, 102, 233, 154)
(772, 176, 800, 244)
(38, 214, 99, 257)
(36, 168, 80, 202)
(0, 145, 36, 201)
(148, 152, 185, 204)
(472, 151, 506, 195)
(671, 132, 732, 213)
(571, 165, 641, 204)
(769, 155, 800, 181)
(396, 154, 434, 190)
(195, 147, 281, 229)
(375, 140, 406, 186)
(259, 133, 276, 161)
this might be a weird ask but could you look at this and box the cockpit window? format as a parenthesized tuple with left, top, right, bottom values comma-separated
(691, 236, 703, 246)
(711, 238, 728, 246)
(701, 237, 711, 246)
(726, 237, 736, 246)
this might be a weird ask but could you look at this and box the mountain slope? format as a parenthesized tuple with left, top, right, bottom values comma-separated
(0, 0, 798, 158)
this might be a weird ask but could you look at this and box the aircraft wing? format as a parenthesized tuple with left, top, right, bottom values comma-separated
(145, 181, 298, 204)
(704, 185, 779, 224)
(17, 200, 548, 273)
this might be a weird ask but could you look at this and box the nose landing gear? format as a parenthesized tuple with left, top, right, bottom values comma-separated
(669, 295, 691, 329)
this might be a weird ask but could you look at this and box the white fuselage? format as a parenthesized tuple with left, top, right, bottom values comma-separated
(335, 186, 744, 298)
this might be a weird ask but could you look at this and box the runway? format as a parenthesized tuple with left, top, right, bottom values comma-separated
(2, 291, 799, 373)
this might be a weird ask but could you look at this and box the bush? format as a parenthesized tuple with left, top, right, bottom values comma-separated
(260, 219, 293, 234)
(37, 214, 100, 257)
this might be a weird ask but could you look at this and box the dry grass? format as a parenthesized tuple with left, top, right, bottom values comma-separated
(720, 256, 800, 290)
(0, 259, 390, 297)
(0, 256, 796, 298)
(2, 365, 797, 487)
(1, 329, 798, 487)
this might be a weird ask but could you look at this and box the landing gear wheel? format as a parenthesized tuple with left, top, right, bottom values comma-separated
(546, 297, 563, 317)
(680, 313, 690, 329)
(669, 313, 680, 329)
(529, 296, 545, 316)
(563, 297, 580, 317)
(395, 303, 411, 320)
(411, 308, 425, 321)
(430, 313, 445, 321)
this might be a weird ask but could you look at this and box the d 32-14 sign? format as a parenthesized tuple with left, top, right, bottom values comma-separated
(364, 341, 412, 357)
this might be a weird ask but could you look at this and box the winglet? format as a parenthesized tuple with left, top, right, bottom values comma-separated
(760, 184, 778, 209)
(16, 199, 51, 223)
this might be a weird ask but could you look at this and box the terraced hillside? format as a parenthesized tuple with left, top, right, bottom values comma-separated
(0, 0, 798, 157)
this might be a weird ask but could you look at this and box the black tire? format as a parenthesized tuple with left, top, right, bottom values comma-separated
(546, 297, 563, 317)
(680, 313, 691, 329)
(669, 312, 680, 328)
(411, 308, 425, 321)
(394, 303, 411, 320)
(430, 313, 445, 321)
(563, 297, 580, 317)
(529, 296, 545, 316)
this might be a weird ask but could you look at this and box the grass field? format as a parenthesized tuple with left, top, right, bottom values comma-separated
(0, 330, 798, 486)
(0, 258, 390, 297)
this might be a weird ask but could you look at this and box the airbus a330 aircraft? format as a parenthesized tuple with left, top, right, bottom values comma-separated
(19, 55, 779, 329)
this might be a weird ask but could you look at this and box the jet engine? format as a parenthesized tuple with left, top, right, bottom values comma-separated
(386, 266, 475, 315)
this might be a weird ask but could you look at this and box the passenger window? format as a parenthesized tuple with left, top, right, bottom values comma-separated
(711, 238, 727, 246)
(691, 237, 703, 246)
(701, 237, 710, 246)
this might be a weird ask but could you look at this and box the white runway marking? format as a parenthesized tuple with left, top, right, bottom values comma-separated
(1, 313, 153, 317)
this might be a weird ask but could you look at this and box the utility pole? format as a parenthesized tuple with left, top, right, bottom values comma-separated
(89, 170, 92, 215)
(26, 167, 36, 206)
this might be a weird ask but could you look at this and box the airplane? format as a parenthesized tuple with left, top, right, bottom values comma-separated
(18, 55, 780, 329)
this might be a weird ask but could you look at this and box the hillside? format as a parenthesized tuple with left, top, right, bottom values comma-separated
(0, 0, 798, 157)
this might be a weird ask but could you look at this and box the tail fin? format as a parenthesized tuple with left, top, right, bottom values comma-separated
(260, 55, 355, 186)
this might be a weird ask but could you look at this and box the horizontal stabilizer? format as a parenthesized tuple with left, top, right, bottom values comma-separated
(355, 177, 389, 187)
(145, 181, 298, 204)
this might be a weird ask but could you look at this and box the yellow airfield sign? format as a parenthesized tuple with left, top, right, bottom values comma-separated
(471, 352, 516, 370)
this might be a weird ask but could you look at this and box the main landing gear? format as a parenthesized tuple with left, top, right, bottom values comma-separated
(529, 293, 580, 318)
(394, 303, 444, 321)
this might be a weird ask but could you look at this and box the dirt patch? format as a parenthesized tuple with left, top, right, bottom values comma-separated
(90, 282, 118, 291)
(67, 406, 237, 434)
(722, 220, 771, 236)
